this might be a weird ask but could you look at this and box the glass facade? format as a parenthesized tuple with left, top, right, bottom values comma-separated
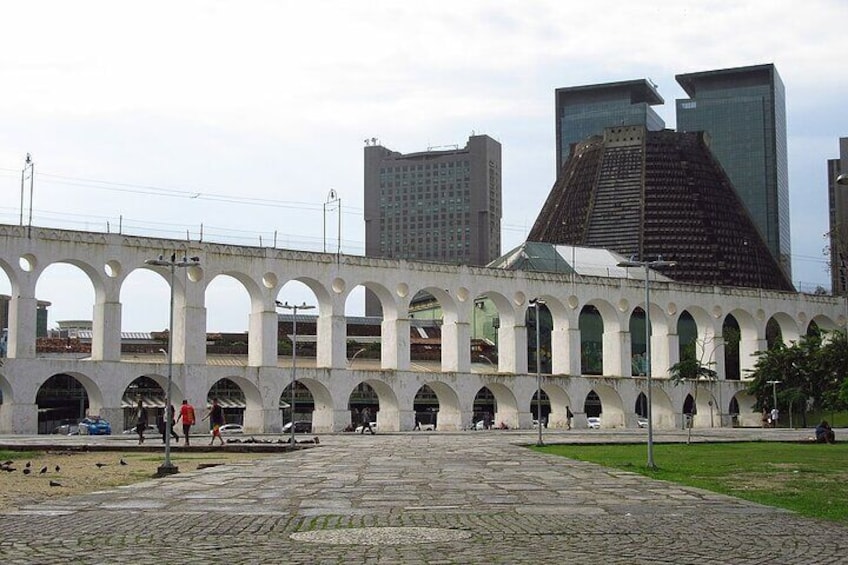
(559, 102, 663, 166)
(555, 80, 665, 175)
(676, 65, 791, 278)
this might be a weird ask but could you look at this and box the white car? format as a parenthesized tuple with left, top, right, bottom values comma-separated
(218, 423, 244, 435)
(122, 424, 159, 437)
(354, 422, 378, 433)
(587, 416, 601, 429)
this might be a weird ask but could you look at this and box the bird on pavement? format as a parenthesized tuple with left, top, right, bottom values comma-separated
(22, 468, 31, 475)
(25, 461, 31, 469)
(49, 480, 62, 487)
(119, 458, 128, 466)
(55, 465, 61, 473)
(40, 466, 48, 474)
(95, 462, 108, 469)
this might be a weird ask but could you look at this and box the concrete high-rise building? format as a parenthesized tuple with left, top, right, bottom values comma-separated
(676, 64, 791, 278)
(554, 79, 665, 175)
(827, 137, 848, 295)
(364, 134, 501, 266)
(364, 134, 501, 315)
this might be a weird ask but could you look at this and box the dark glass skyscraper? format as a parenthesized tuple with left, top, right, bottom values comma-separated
(676, 64, 791, 278)
(827, 137, 848, 295)
(555, 79, 665, 175)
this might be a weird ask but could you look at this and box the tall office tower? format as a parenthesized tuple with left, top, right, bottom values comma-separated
(676, 64, 791, 279)
(528, 126, 794, 292)
(364, 135, 502, 314)
(827, 137, 848, 295)
(555, 79, 665, 175)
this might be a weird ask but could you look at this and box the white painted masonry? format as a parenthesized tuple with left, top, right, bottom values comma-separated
(0, 225, 842, 434)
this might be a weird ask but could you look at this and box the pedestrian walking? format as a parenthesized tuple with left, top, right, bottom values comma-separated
(360, 407, 375, 435)
(566, 406, 574, 430)
(176, 399, 196, 446)
(160, 403, 180, 444)
(202, 398, 226, 446)
(135, 399, 148, 445)
(770, 407, 780, 428)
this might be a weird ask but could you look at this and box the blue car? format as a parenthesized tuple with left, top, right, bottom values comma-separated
(79, 417, 112, 435)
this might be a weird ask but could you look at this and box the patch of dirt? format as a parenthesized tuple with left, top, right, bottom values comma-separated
(0, 450, 272, 511)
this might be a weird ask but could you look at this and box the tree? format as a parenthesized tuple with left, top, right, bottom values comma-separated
(746, 330, 847, 427)
(669, 340, 718, 443)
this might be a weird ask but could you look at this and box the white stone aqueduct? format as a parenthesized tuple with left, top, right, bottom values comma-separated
(0, 225, 843, 434)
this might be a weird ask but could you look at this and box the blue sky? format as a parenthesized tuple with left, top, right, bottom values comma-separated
(1, 1, 846, 331)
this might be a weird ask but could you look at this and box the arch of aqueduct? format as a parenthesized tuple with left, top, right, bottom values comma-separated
(0, 224, 843, 434)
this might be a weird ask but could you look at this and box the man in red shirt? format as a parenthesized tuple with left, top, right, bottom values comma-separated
(176, 399, 196, 447)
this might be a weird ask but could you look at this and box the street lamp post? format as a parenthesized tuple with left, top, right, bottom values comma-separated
(348, 347, 367, 368)
(323, 189, 341, 254)
(144, 253, 201, 476)
(276, 301, 315, 447)
(530, 298, 545, 447)
(20, 153, 34, 237)
(617, 256, 677, 470)
(766, 380, 781, 415)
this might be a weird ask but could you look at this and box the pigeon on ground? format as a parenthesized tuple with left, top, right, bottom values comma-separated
(49, 480, 62, 487)
(95, 462, 108, 469)
(22, 468, 31, 475)
(119, 459, 128, 466)
(2, 460, 12, 466)
(55, 465, 61, 473)
(2, 466, 15, 472)
(40, 466, 47, 474)
(25, 461, 31, 468)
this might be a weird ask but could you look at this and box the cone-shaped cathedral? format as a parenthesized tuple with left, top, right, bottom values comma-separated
(528, 125, 794, 291)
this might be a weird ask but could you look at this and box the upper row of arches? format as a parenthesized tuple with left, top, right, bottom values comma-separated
(0, 227, 842, 379)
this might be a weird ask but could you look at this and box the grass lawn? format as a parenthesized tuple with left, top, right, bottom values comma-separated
(533, 442, 848, 522)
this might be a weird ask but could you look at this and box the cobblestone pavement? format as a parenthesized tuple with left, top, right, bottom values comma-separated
(1, 429, 846, 564)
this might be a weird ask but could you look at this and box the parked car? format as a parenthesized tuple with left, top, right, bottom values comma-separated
(354, 422, 378, 433)
(218, 423, 244, 435)
(122, 424, 159, 436)
(587, 416, 601, 430)
(78, 417, 112, 435)
(282, 421, 312, 434)
(52, 420, 80, 435)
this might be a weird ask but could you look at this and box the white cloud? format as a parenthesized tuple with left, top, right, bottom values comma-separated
(1, 0, 847, 327)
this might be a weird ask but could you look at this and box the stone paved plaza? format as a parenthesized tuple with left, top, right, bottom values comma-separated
(0, 429, 846, 564)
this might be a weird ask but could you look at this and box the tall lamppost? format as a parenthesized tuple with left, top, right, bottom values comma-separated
(530, 298, 545, 447)
(323, 189, 341, 254)
(276, 301, 315, 446)
(766, 380, 781, 414)
(145, 254, 201, 476)
(348, 347, 367, 368)
(617, 256, 677, 470)
(20, 153, 34, 237)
